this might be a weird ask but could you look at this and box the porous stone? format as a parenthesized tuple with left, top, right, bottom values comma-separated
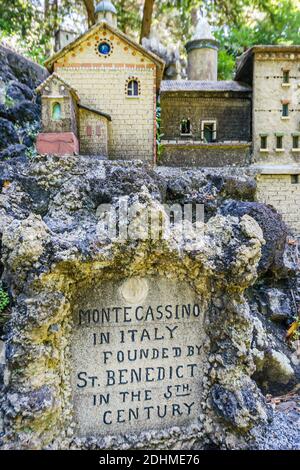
(265, 288, 292, 322)
(0, 44, 47, 158)
(0, 118, 19, 151)
(0, 155, 298, 450)
(263, 350, 295, 384)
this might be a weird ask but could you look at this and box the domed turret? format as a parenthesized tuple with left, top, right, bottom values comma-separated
(185, 14, 219, 81)
(95, 1, 118, 28)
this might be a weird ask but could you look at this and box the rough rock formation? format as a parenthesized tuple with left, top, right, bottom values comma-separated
(0, 44, 48, 160)
(0, 155, 299, 450)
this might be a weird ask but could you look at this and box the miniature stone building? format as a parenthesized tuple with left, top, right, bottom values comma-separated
(36, 73, 111, 156)
(160, 17, 252, 167)
(236, 46, 300, 234)
(36, 0, 164, 160)
(36, 74, 80, 155)
(54, 28, 78, 53)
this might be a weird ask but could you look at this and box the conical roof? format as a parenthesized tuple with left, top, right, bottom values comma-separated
(95, 1, 117, 15)
(193, 16, 215, 41)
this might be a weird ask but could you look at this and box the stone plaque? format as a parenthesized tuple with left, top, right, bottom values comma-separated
(71, 276, 206, 436)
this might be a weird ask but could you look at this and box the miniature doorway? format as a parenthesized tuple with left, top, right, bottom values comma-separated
(201, 120, 217, 143)
(79, 109, 109, 157)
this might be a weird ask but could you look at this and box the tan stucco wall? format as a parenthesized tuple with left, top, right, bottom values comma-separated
(253, 52, 300, 165)
(53, 24, 156, 161)
(187, 48, 218, 81)
(256, 173, 300, 235)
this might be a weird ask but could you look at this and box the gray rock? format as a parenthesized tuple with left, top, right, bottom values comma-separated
(0, 45, 47, 159)
(0, 44, 48, 89)
(265, 288, 293, 322)
(6, 81, 34, 102)
(0, 118, 19, 150)
(264, 349, 295, 384)
(0, 144, 26, 160)
(249, 410, 300, 450)
(219, 200, 296, 278)
(6, 100, 40, 124)
(0, 155, 299, 450)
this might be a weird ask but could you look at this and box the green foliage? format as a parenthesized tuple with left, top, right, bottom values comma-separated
(23, 121, 40, 142)
(0, 286, 9, 313)
(218, 50, 236, 80)
(117, 0, 142, 37)
(0, 0, 78, 63)
(0, 0, 299, 73)
(0, 82, 15, 108)
(14, 121, 40, 159)
(215, 0, 300, 78)
(26, 146, 38, 159)
(0, 0, 45, 63)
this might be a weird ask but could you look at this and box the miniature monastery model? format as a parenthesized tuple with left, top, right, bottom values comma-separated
(160, 17, 252, 167)
(37, 1, 300, 171)
(36, 0, 300, 235)
(36, 0, 164, 160)
(160, 19, 300, 169)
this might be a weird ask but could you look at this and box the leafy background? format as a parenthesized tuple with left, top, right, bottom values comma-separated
(0, 1, 299, 78)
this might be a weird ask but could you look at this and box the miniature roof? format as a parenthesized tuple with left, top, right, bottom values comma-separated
(235, 45, 300, 84)
(160, 80, 252, 93)
(36, 73, 80, 101)
(44, 20, 165, 89)
(37, 73, 112, 120)
(78, 103, 111, 121)
(95, 1, 117, 14)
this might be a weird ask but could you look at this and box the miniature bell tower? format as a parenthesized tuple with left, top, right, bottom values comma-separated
(185, 14, 219, 81)
(95, 0, 118, 28)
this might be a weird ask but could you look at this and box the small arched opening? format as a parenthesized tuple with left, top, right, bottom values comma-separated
(52, 102, 62, 121)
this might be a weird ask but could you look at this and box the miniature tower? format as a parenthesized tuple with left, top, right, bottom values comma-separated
(95, 0, 118, 28)
(185, 14, 219, 81)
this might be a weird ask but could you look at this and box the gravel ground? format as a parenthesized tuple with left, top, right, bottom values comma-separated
(249, 391, 300, 450)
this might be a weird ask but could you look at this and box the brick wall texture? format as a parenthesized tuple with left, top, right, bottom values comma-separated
(53, 25, 157, 161)
(256, 174, 300, 235)
(160, 92, 252, 142)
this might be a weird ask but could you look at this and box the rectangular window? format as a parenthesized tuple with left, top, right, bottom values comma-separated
(291, 175, 299, 184)
(180, 119, 191, 135)
(282, 104, 289, 117)
(293, 135, 299, 149)
(276, 135, 283, 149)
(283, 70, 290, 83)
(86, 125, 92, 137)
(260, 136, 267, 149)
(96, 125, 102, 136)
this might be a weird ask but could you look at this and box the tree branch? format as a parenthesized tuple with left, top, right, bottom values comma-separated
(140, 0, 155, 43)
(82, 0, 96, 28)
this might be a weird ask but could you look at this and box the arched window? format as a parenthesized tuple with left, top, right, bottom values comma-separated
(180, 118, 191, 135)
(127, 79, 139, 97)
(52, 102, 62, 121)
